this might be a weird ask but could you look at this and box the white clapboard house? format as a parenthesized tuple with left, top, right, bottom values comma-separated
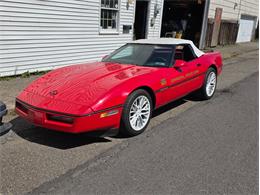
(0, 0, 258, 76)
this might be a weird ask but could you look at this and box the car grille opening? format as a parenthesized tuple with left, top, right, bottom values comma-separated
(16, 101, 28, 114)
(46, 114, 74, 124)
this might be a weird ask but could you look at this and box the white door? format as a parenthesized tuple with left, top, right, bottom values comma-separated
(236, 19, 255, 43)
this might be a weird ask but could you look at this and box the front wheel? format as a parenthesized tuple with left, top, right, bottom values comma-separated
(120, 89, 152, 136)
(197, 67, 217, 100)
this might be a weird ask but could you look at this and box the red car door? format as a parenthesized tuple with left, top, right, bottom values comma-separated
(176, 57, 204, 92)
(160, 44, 204, 104)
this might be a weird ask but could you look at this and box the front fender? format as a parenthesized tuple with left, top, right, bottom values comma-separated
(91, 74, 162, 112)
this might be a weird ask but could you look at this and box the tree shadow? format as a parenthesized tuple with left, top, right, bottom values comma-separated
(10, 117, 112, 150)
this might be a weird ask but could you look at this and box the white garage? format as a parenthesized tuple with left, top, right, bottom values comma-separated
(236, 15, 257, 43)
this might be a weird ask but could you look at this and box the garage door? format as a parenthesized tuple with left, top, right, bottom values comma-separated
(236, 18, 255, 43)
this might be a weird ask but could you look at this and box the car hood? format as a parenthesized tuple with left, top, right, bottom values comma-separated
(22, 62, 154, 109)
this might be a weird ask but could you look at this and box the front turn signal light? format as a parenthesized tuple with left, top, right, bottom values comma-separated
(100, 110, 119, 118)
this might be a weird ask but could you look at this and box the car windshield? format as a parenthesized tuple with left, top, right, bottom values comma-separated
(102, 43, 175, 67)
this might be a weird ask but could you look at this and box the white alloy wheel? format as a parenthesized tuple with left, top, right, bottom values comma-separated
(129, 95, 151, 131)
(206, 71, 217, 97)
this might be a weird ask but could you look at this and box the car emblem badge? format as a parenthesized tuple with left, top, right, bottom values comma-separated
(49, 90, 58, 96)
(160, 79, 167, 86)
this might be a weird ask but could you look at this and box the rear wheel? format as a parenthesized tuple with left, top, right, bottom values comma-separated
(197, 67, 217, 100)
(120, 89, 152, 136)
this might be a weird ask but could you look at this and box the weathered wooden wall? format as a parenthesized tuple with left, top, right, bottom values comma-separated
(205, 19, 239, 47)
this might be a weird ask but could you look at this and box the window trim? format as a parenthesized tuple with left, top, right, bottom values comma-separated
(173, 44, 197, 64)
(99, 0, 120, 34)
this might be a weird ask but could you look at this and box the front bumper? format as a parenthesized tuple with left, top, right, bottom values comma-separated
(15, 99, 122, 133)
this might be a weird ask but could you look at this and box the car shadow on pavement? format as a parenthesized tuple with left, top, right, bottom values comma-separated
(10, 94, 201, 147)
(153, 92, 205, 117)
(115, 98, 189, 139)
(152, 98, 187, 117)
(10, 117, 111, 150)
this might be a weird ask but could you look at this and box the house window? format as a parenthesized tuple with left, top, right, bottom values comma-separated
(100, 0, 119, 33)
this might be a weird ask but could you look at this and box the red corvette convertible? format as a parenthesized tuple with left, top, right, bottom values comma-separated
(16, 38, 223, 136)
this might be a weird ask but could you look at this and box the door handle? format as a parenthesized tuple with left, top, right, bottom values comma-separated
(196, 63, 201, 67)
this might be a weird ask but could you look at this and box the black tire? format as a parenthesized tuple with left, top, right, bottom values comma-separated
(120, 89, 153, 137)
(196, 67, 217, 100)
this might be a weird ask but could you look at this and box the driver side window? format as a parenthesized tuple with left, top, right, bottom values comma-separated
(174, 44, 196, 62)
(145, 47, 173, 67)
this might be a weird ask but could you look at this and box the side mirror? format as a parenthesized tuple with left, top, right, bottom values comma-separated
(174, 59, 186, 68)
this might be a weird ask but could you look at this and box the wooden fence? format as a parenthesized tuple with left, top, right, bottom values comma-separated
(205, 19, 239, 47)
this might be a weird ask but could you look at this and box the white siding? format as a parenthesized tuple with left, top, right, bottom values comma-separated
(0, 0, 135, 76)
(209, 0, 259, 21)
(240, 0, 259, 18)
(147, 0, 164, 39)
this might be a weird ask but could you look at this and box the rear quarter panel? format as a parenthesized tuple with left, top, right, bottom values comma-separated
(200, 51, 223, 75)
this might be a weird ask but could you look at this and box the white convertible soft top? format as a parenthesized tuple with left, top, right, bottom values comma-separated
(131, 38, 205, 57)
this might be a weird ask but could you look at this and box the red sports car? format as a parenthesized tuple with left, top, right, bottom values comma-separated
(16, 38, 223, 136)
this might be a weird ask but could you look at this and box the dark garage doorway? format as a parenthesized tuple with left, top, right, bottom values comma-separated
(161, 0, 206, 46)
(134, 0, 149, 40)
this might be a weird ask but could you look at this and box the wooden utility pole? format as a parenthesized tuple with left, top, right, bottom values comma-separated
(211, 8, 222, 47)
